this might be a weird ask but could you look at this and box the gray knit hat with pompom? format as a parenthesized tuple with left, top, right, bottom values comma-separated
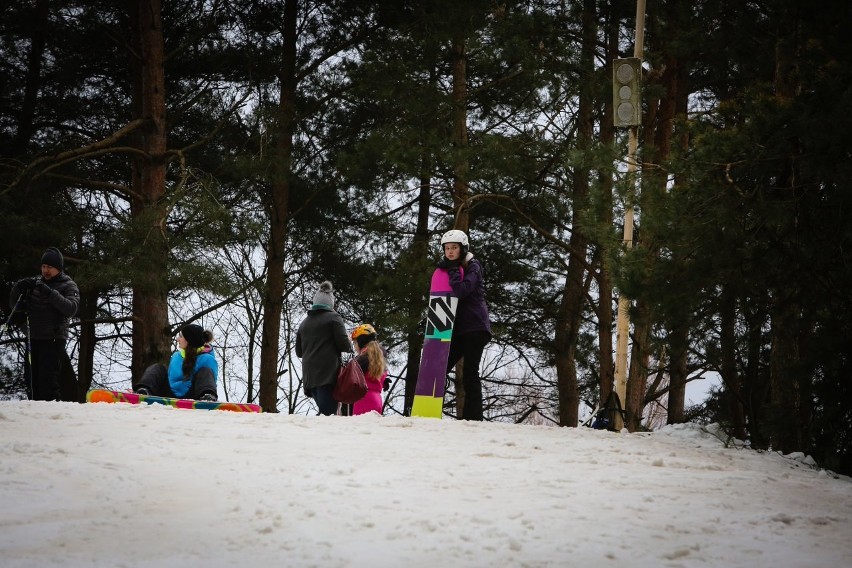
(312, 281, 335, 309)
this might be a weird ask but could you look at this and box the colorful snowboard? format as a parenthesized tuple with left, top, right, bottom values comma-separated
(86, 389, 262, 413)
(411, 267, 462, 418)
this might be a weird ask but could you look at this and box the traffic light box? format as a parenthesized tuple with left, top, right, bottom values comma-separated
(612, 58, 642, 127)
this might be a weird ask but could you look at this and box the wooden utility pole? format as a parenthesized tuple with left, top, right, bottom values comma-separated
(613, 0, 646, 408)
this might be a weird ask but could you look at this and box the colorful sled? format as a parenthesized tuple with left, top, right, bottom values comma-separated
(411, 267, 462, 418)
(86, 389, 262, 413)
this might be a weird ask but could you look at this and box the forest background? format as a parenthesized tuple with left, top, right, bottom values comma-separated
(1, 0, 851, 475)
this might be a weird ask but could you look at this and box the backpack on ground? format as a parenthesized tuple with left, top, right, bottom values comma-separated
(592, 391, 625, 432)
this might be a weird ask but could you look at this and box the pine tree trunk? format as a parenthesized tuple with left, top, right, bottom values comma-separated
(450, 33, 470, 418)
(767, 5, 806, 453)
(666, 325, 688, 424)
(450, 34, 470, 233)
(403, 161, 433, 415)
(769, 306, 802, 452)
(554, 0, 597, 427)
(666, 58, 692, 426)
(744, 301, 771, 449)
(720, 285, 747, 439)
(128, 0, 170, 382)
(258, 0, 297, 413)
(596, 260, 615, 403)
(625, 21, 684, 430)
(11, 0, 48, 153)
(625, 303, 650, 430)
(595, 4, 619, 405)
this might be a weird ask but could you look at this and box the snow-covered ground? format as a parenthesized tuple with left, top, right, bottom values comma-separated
(1, 400, 849, 567)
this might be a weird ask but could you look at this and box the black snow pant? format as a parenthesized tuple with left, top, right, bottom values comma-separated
(446, 330, 491, 421)
(26, 338, 70, 401)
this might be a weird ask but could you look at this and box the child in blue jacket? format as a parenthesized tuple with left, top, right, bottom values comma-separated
(134, 324, 218, 401)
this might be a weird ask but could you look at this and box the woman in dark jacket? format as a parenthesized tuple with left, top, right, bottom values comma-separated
(437, 230, 492, 421)
(296, 281, 352, 415)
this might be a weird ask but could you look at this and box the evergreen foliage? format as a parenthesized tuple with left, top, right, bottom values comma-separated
(1, 0, 851, 472)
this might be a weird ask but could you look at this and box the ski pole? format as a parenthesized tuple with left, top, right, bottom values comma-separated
(0, 293, 24, 341)
(25, 311, 33, 400)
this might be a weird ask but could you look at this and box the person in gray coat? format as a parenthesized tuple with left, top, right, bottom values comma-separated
(295, 281, 352, 415)
(8, 247, 80, 401)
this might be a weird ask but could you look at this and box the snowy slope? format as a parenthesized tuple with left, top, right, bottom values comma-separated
(0, 400, 850, 567)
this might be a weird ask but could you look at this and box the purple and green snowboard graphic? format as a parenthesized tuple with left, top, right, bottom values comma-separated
(411, 267, 461, 418)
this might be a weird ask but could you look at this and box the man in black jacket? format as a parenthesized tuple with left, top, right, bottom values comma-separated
(9, 247, 80, 401)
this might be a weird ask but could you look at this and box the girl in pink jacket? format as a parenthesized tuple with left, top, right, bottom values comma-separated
(351, 324, 388, 415)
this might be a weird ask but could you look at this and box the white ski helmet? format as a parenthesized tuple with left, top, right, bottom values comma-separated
(440, 229, 469, 248)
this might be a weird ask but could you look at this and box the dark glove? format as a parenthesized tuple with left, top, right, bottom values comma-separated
(383, 377, 391, 392)
(19, 277, 37, 291)
(437, 258, 460, 270)
(33, 280, 52, 297)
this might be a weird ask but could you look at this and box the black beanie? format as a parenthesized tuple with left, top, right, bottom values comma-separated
(41, 247, 64, 271)
(180, 324, 206, 348)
